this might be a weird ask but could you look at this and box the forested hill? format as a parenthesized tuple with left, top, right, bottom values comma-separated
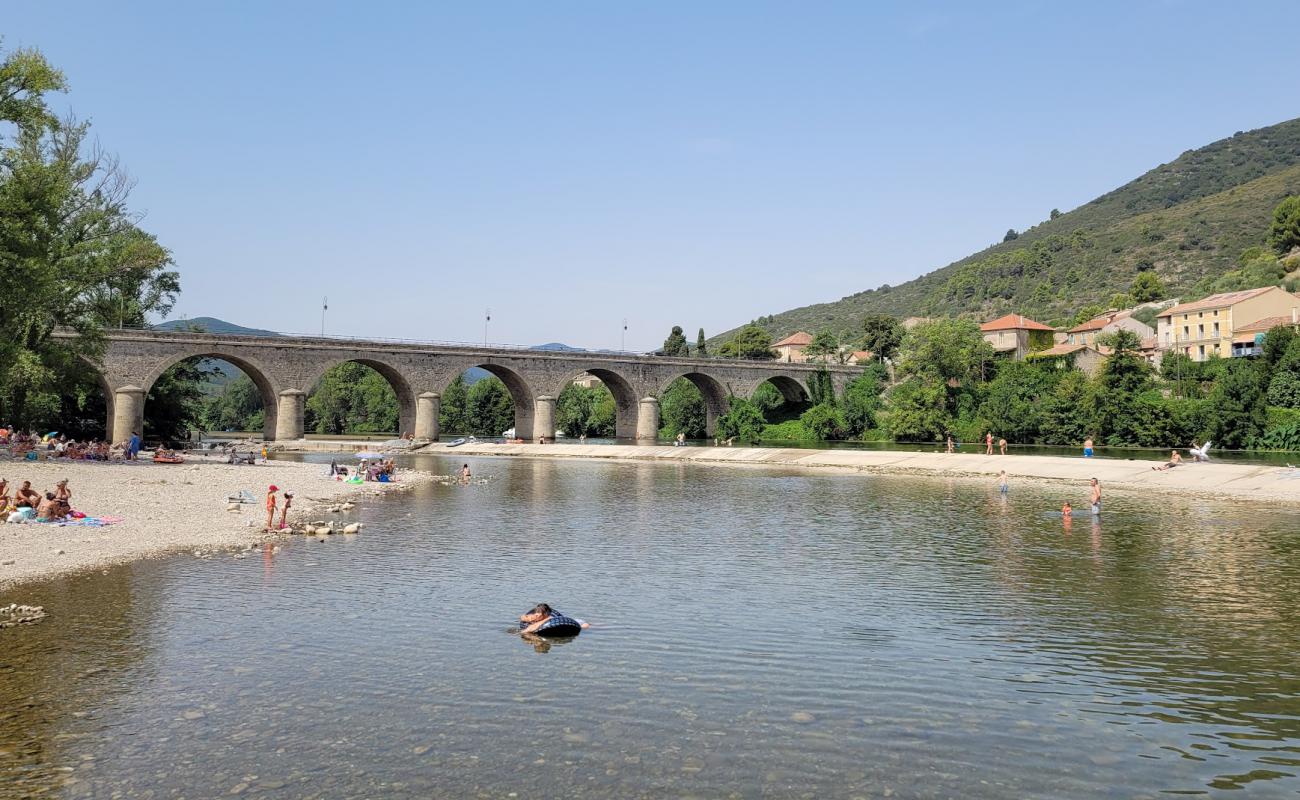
(721, 116, 1300, 340)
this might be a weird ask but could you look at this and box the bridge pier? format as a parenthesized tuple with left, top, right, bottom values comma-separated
(415, 392, 441, 441)
(533, 395, 556, 443)
(111, 386, 146, 446)
(275, 389, 306, 440)
(636, 397, 660, 442)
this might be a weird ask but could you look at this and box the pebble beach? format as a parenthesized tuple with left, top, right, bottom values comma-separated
(0, 457, 430, 590)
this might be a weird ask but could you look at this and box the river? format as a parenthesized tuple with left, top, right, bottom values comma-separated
(3, 454, 1299, 798)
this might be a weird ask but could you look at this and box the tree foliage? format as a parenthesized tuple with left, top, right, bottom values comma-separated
(466, 377, 514, 437)
(718, 324, 775, 360)
(556, 383, 615, 438)
(695, 328, 707, 356)
(659, 378, 706, 439)
(305, 362, 399, 434)
(0, 44, 179, 431)
(661, 325, 688, 357)
(716, 397, 766, 442)
(202, 373, 265, 432)
(1270, 195, 1300, 254)
(1130, 271, 1165, 302)
(860, 314, 903, 362)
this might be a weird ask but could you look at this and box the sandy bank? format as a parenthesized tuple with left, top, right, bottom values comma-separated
(0, 457, 430, 591)
(431, 442, 1300, 506)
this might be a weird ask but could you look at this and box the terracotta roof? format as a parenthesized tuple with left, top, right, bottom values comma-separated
(1067, 315, 1114, 333)
(772, 331, 813, 347)
(980, 314, 1056, 332)
(850, 350, 872, 359)
(1034, 343, 1094, 357)
(1157, 287, 1276, 317)
(1235, 314, 1299, 334)
(1139, 336, 1158, 350)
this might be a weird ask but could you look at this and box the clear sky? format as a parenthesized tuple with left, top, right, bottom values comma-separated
(6, 1, 1299, 350)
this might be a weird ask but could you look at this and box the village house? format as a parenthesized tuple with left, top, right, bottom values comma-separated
(1156, 287, 1300, 361)
(979, 314, 1057, 360)
(1028, 342, 1107, 376)
(772, 331, 813, 362)
(1065, 310, 1155, 347)
(1229, 308, 1300, 357)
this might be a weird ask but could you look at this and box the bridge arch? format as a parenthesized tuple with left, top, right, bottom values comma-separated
(657, 371, 731, 438)
(140, 350, 282, 442)
(555, 367, 639, 439)
(302, 357, 417, 438)
(752, 374, 811, 404)
(442, 362, 537, 440)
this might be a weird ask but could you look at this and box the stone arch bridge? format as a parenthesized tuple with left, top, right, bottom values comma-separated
(70, 329, 862, 444)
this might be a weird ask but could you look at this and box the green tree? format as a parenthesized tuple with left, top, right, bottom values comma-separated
(202, 374, 265, 432)
(1094, 329, 1154, 444)
(1208, 360, 1268, 448)
(1003, 229, 1019, 242)
(718, 324, 776, 360)
(807, 370, 835, 406)
(1040, 371, 1099, 445)
(659, 378, 706, 439)
(884, 379, 950, 442)
(662, 325, 688, 357)
(466, 377, 514, 436)
(978, 360, 1058, 442)
(439, 374, 469, 434)
(0, 45, 178, 431)
(696, 328, 707, 356)
(750, 381, 785, 417)
(556, 383, 615, 438)
(860, 314, 903, 362)
(800, 403, 846, 440)
(716, 397, 766, 442)
(1130, 271, 1166, 302)
(897, 319, 994, 387)
(146, 358, 216, 443)
(1050, 208, 1061, 220)
(803, 331, 840, 363)
(840, 367, 885, 437)
(305, 362, 399, 434)
(1269, 195, 1300, 254)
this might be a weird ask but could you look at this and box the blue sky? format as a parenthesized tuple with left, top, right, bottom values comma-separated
(6, 1, 1299, 349)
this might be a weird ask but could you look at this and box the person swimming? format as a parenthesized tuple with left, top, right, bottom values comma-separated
(1061, 501, 1073, 515)
(517, 603, 589, 637)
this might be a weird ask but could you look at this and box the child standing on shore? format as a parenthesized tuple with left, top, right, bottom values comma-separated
(265, 485, 279, 531)
(279, 490, 293, 529)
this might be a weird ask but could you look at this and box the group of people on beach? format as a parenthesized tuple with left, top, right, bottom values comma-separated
(0, 427, 140, 462)
(946, 432, 1008, 454)
(0, 477, 76, 523)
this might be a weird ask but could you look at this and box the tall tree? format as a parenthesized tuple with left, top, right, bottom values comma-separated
(696, 328, 707, 356)
(0, 45, 178, 430)
(1269, 195, 1300, 254)
(439, 374, 469, 434)
(718, 324, 776, 360)
(1129, 271, 1165, 303)
(556, 383, 615, 438)
(860, 314, 903, 362)
(466, 377, 514, 436)
(662, 325, 688, 356)
(659, 378, 706, 439)
(803, 331, 840, 363)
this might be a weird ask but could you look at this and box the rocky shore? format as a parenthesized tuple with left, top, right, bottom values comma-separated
(0, 457, 430, 590)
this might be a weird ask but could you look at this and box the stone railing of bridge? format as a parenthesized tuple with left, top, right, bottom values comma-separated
(60, 329, 862, 444)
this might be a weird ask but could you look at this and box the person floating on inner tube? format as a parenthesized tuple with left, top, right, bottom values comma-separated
(517, 603, 589, 637)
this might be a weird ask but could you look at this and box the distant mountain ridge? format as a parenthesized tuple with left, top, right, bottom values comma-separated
(153, 317, 280, 337)
(714, 116, 1300, 343)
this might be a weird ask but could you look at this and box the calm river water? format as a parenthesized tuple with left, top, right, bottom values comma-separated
(3, 455, 1300, 798)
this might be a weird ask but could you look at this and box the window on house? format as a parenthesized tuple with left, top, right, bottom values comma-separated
(1183, 326, 1189, 338)
(1213, 322, 1219, 337)
(1199, 345, 1205, 358)
(1198, 324, 1204, 338)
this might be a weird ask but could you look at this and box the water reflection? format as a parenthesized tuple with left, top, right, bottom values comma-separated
(2, 455, 1298, 798)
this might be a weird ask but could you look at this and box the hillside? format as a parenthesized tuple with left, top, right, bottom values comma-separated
(718, 117, 1300, 342)
(153, 317, 281, 336)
